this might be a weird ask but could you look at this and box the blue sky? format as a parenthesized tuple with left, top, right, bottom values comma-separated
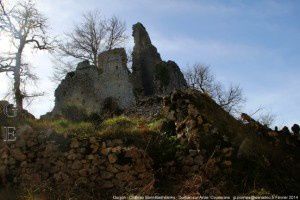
(0, 0, 299, 126)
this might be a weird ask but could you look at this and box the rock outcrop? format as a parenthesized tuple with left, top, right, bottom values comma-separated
(131, 22, 187, 96)
(51, 48, 135, 120)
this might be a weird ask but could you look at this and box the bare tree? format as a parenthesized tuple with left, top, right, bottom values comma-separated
(50, 55, 75, 83)
(185, 63, 214, 94)
(0, 55, 14, 73)
(185, 63, 245, 114)
(58, 11, 106, 66)
(106, 16, 127, 50)
(213, 83, 245, 113)
(0, 0, 52, 111)
(257, 111, 276, 127)
(52, 11, 127, 82)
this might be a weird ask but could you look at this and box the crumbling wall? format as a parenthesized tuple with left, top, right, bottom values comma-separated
(131, 22, 187, 96)
(48, 22, 189, 120)
(50, 48, 136, 119)
(0, 126, 154, 197)
(52, 62, 103, 118)
(98, 48, 136, 109)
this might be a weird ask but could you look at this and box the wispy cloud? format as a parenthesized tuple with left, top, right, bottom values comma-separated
(0, 0, 298, 126)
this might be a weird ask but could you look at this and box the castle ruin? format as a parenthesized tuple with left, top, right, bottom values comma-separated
(97, 48, 136, 109)
(48, 22, 187, 119)
(131, 23, 187, 96)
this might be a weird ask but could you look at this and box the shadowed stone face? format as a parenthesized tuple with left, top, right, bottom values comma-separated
(131, 22, 187, 96)
(131, 22, 162, 96)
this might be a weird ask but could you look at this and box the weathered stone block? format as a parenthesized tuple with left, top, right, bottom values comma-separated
(101, 171, 114, 180)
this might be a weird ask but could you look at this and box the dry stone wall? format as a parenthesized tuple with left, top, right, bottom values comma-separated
(0, 125, 154, 195)
(161, 90, 234, 181)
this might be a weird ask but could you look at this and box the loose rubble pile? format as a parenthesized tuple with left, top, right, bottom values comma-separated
(158, 89, 299, 195)
(0, 125, 154, 197)
(157, 89, 236, 195)
(162, 89, 233, 150)
(125, 95, 163, 120)
(241, 113, 300, 147)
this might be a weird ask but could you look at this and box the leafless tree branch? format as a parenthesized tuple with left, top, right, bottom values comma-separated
(105, 15, 127, 50)
(185, 63, 214, 94)
(257, 112, 276, 128)
(52, 10, 127, 82)
(185, 63, 246, 114)
(0, 0, 52, 110)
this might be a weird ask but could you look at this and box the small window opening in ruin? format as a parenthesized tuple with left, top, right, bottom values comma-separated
(115, 66, 118, 70)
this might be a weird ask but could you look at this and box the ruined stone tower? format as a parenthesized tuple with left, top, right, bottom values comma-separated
(97, 48, 136, 109)
(131, 22, 162, 96)
(131, 22, 187, 96)
(50, 48, 135, 119)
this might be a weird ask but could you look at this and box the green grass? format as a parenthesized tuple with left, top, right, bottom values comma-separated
(100, 115, 135, 129)
(25, 116, 187, 170)
(27, 115, 154, 141)
(147, 118, 166, 131)
(27, 118, 96, 138)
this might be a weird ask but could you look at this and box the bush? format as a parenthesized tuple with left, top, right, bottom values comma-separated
(102, 97, 122, 115)
(147, 132, 187, 169)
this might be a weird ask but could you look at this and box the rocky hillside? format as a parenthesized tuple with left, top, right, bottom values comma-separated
(0, 89, 299, 199)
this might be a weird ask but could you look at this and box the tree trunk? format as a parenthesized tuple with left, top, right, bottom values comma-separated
(14, 55, 22, 111)
(93, 52, 97, 67)
(14, 42, 25, 111)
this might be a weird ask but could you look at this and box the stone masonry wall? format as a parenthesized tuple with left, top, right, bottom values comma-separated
(51, 48, 136, 118)
(98, 48, 136, 109)
(0, 125, 154, 195)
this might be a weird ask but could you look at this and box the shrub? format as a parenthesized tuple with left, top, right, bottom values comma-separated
(102, 97, 122, 115)
(147, 132, 187, 169)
